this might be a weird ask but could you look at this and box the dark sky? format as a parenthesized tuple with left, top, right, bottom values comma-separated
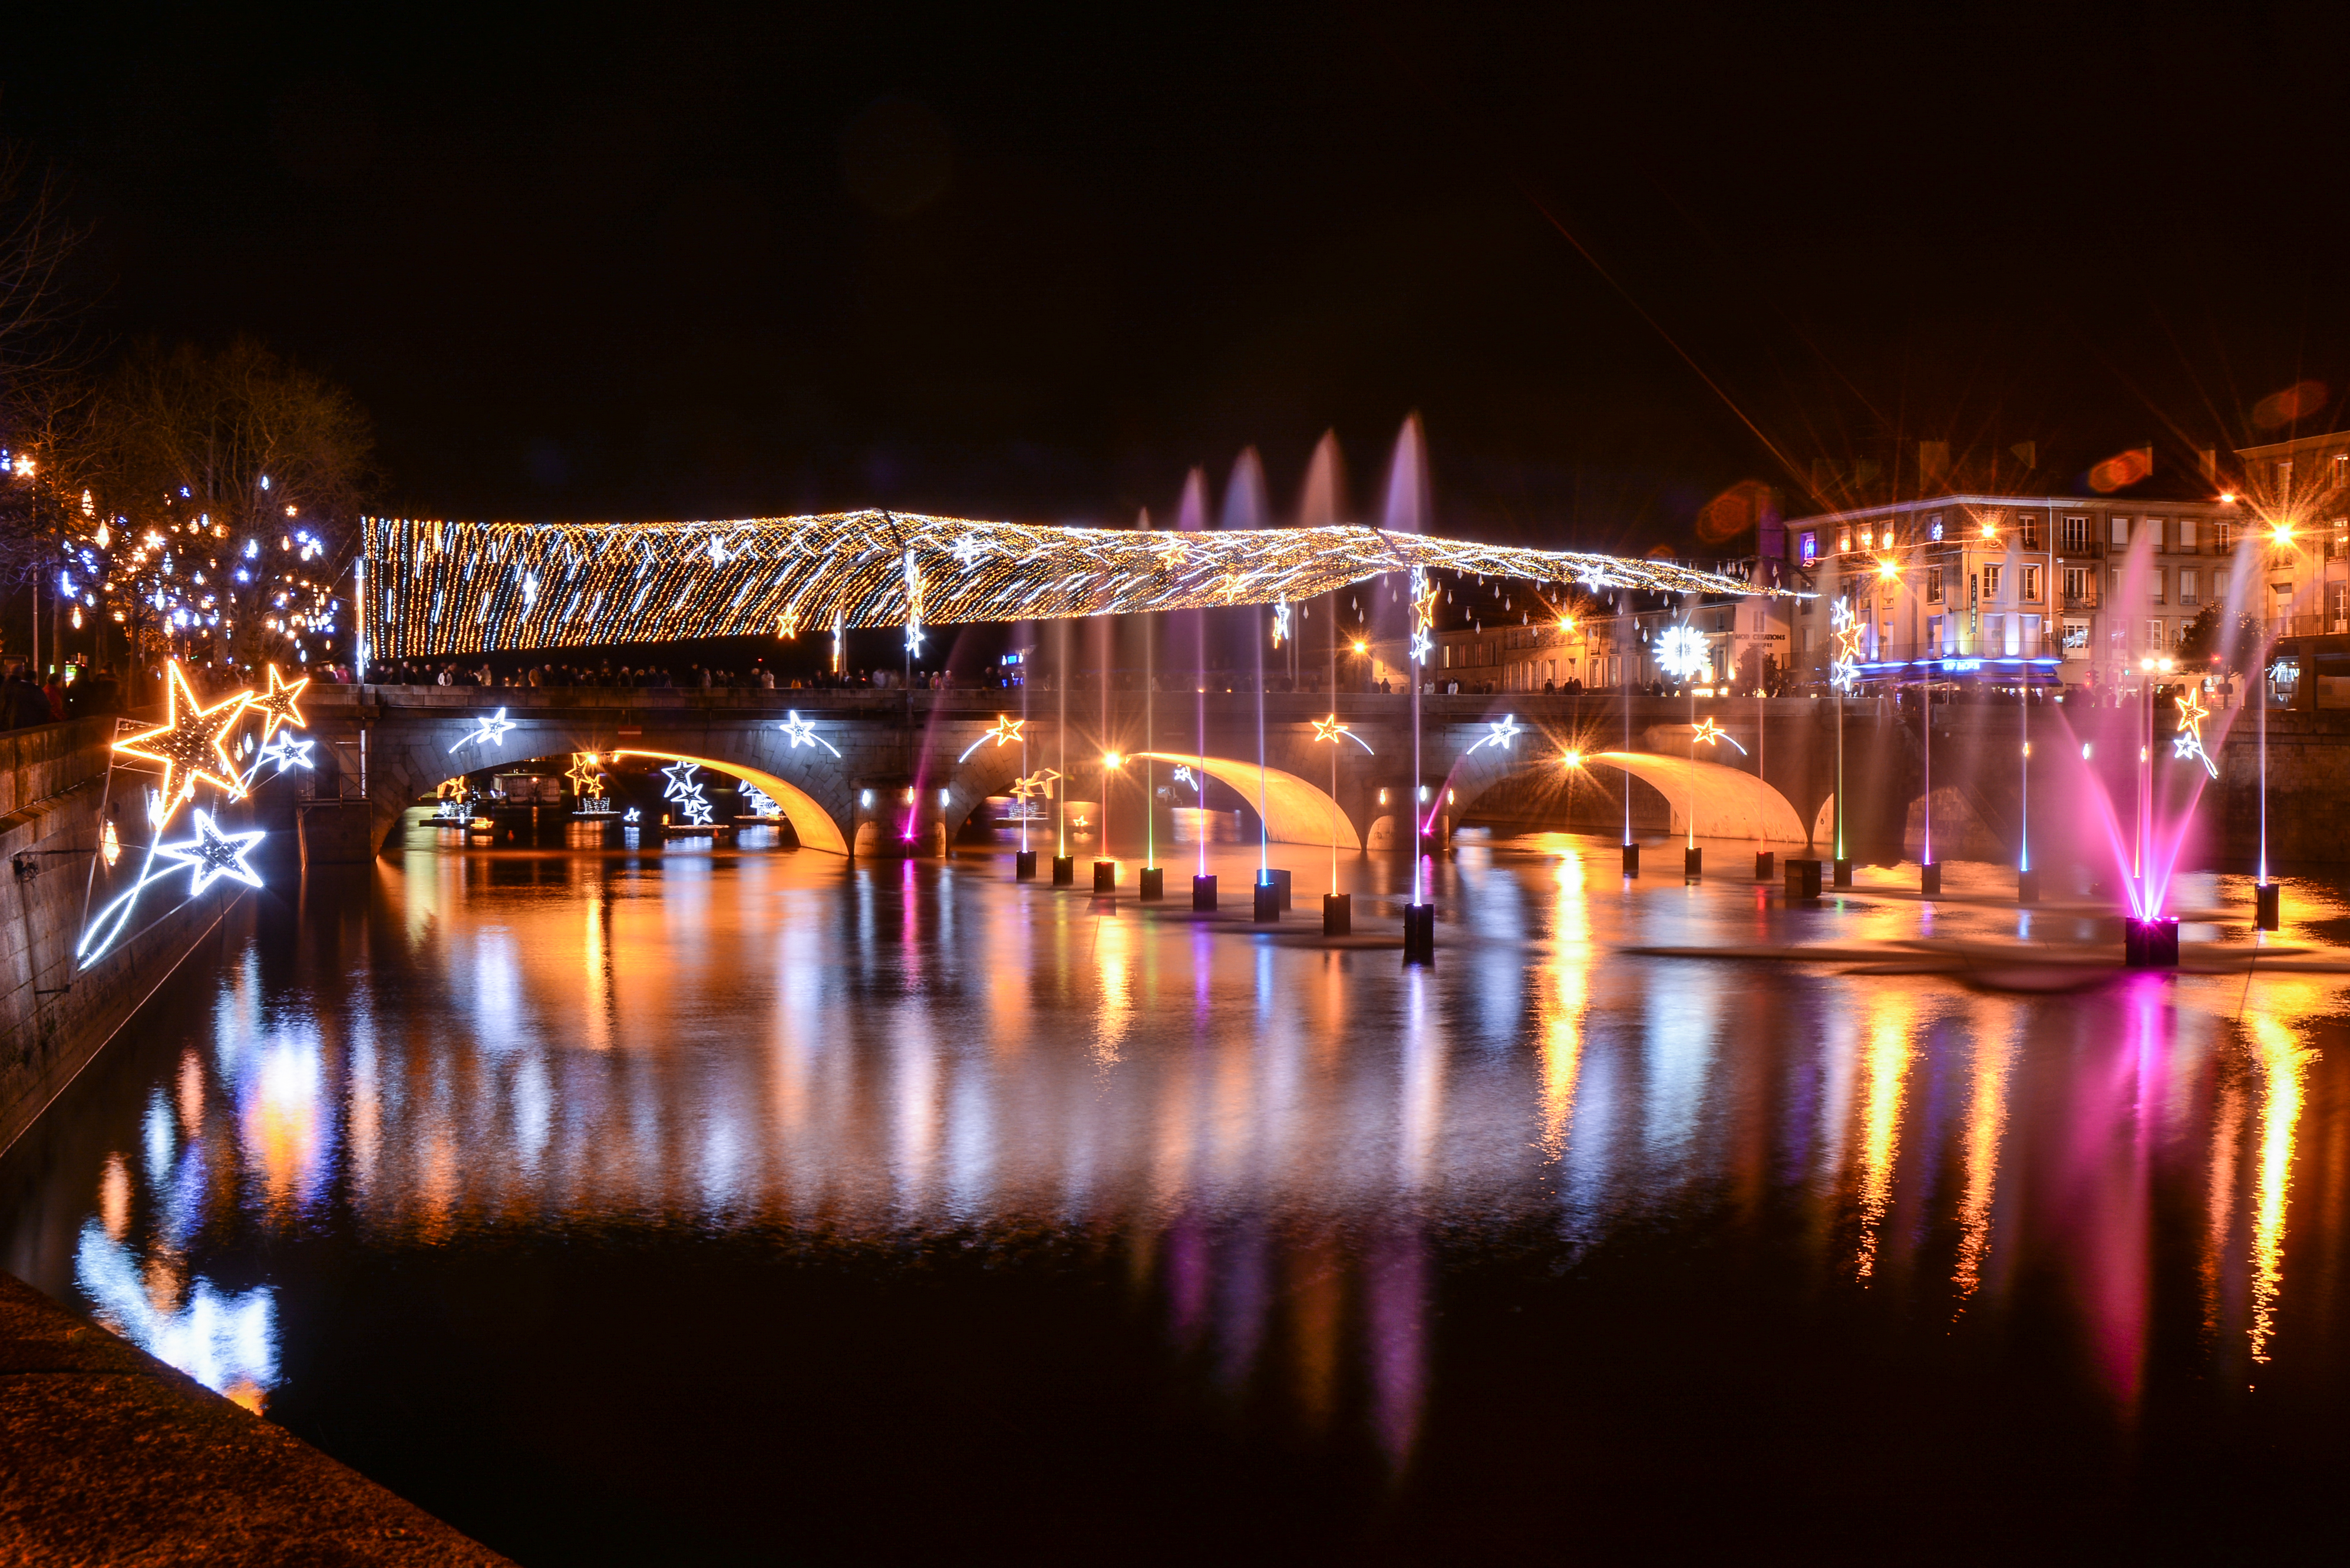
(7, 2, 2347, 550)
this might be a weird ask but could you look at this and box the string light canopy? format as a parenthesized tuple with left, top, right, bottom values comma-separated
(364, 511, 1800, 658)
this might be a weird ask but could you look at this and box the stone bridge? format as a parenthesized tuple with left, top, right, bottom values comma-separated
(301, 686, 1858, 858)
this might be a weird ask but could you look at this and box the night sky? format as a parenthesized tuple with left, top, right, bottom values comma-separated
(7, 3, 2346, 551)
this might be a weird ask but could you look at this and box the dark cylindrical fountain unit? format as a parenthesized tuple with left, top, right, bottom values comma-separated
(1139, 867, 1164, 902)
(1684, 847, 1702, 881)
(1754, 851, 1775, 881)
(1015, 849, 1037, 880)
(1193, 874, 1217, 912)
(1919, 861, 1940, 896)
(1784, 858, 1822, 900)
(2125, 917, 2179, 968)
(1323, 893, 1351, 936)
(1093, 859, 1115, 894)
(2256, 882, 2281, 930)
(1402, 903, 1435, 965)
(1051, 854, 1074, 886)
(1622, 842, 1639, 876)
(1253, 873, 1282, 922)
(2017, 868, 2039, 904)
(1833, 859, 1853, 887)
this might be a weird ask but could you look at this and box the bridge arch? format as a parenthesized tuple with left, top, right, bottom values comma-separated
(1131, 752, 1361, 850)
(1580, 751, 1806, 843)
(611, 749, 849, 855)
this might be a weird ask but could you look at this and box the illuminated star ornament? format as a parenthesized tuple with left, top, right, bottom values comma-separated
(958, 714, 1027, 762)
(779, 711, 842, 757)
(2173, 688, 2219, 778)
(1655, 624, 1711, 684)
(1409, 567, 1437, 665)
(1170, 765, 1198, 793)
(243, 664, 309, 742)
(258, 734, 315, 774)
(1312, 714, 1374, 752)
(566, 752, 606, 798)
(1829, 600, 1865, 695)
(1010, 768, 1060, 801)
(155, 809, 268, 895)
(1270, 596, 1290, 648)
(450, 707, 516, 753)
(1691, 717, 1748, 756)
(114, 663, 249, 814)
(623, 807, 642, 824)
(1466, 714, 1523, 754)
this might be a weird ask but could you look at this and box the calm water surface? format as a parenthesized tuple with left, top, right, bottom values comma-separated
(6, 818, 2350, 1563)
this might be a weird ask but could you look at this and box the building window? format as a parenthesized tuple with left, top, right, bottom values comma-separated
(1928, 514, 1944, 542)
(1838, 533, 1852, 554)
(1984, 564, 2004, 601)
(2019, 514, 2041, 549)
(2062, 514, 2090, 552)
(2110, 516, 2130, 546)
(2063, 619, 2089, 652)
(1799, 530, 1818, 566)
(2278, 460, 2294, 492)
(2218, 520, 2235, 550)
(2179, 569, 2198, 605)
(1925, 566, 1943, 603)
(2179, 516, 2197, 550)
(2063, 566, 2091, 603)
(2151, 568, 2166, 603)
(2331, 519, 2349, 560)
(2144, 517, 2166, 551)
(2022, 565, 2041, 601)
(2333, 583, 2349, 628)
(2148, 619, 2166, 651)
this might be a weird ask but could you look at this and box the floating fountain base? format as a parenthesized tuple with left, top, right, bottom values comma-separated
(1622, 843, 1639, 877)
(1754, 851, 1775, 881)
(2125, 917, 2179, 969)
(2017, 869, 2039, 904)
(1253, 879, 1282, 922)
(1323, 893, 1351, 936)
(1139, 867, 1164, 902)
(1833, 859, 1853, 888)
(1051, 855, 1074, 887)
(1783, 859, 1822, 900)
(1192, 874, 1217, 912)
(1919, 861, 1940, 896)
(1684, 847, 1702, 880)
(2256, 882, 2281, 930)
(1015, 850, 1037, 881)
(1402, 903, 1435, 965)
(1093, 859, 1116, 894)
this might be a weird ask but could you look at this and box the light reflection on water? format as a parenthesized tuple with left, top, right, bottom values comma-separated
(5, 826, 2350, 1556)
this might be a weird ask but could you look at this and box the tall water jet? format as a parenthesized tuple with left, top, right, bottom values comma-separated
(1177, 468, 1214, 909)
(1382, 415, 1437, 963)
(1054, 615, 1072, 885)
(1095, 606, 1116, 894)
(1301, 433, 1351, 935)
(1224, 449, 1277, 919)
(1015, 615, 1036, 879)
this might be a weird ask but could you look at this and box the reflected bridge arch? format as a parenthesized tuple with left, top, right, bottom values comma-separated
(1131, 752, 1361, 851)
(1578, 751, 1806, 843)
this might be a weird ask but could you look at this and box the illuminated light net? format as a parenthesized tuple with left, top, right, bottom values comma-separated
(364, 512, 1798, 657)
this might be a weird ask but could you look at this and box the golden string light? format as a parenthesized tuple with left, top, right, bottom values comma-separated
(364, 511, 1797, 658)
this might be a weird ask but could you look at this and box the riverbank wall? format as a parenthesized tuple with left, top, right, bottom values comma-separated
(0, 712, 258, 1156)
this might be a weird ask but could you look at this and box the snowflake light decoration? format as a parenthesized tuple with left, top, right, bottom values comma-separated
(1655, 625, 1711, 684)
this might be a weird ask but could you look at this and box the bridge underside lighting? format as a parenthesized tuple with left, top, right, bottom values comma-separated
(364, 511, 1798, 658)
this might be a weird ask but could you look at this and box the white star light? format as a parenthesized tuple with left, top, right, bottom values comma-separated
(259, 734, 313, 774)
(779, 712, 841, 756)
(1656, 625, 1711, 684)
(623, 807, 642, 824)
(1467, 714, 1522, 754)
(155, 809, 267, 895)
(1171, 764, 1197, 792)
(450, 707, 516, 752)
(659, 759, 703, 800)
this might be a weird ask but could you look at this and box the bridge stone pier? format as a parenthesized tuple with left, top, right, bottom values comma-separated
(302, 686, 1870, 859)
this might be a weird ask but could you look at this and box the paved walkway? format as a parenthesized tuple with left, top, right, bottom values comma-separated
(0, 1272, 507, 1566)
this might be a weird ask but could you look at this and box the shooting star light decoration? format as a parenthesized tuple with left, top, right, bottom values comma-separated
(450, 707, 516, 752)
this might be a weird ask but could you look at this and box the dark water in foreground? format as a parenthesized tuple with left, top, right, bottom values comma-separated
(7, 818, 2350, 1564)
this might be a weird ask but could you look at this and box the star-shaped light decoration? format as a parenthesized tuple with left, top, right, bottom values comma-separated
(1154, 534, 1191, 569)
(2172, 687, 2219, 778)
(1656, 625, 1711, 684)
(780, 610, 801, 640)
(949, 533, 990, 569)
(623, 807, 642, 824)
(154, 808, 268, 896)
(448, 707, 516, 753)
(1409, 568, 1438, 665)
(566, 752, 606, 798)
(1170, 765, 1197, 792)
(1829, 599, 1865, 694)
(1270, 596, 1290, 648)
(957, 714, 1028, 762)
(1691, 717, 1749, 756)
(1009, 768, 1061, 801)
(1467, 714, 1523, 754)
(114, 662, 250, 817)
(244, 664, 310, 742)
(1312, 714, 1374, 752)
(259, 734, 315, 774)
(779, 711, 843, 757)
(659, 759, 704, 800)
(675, 785, 715, 826)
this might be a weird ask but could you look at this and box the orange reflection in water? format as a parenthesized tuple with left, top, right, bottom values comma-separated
(1537, 850, 1592, 1159)
(1854, 991, 1916, 1281)
(2247, 993, 2318, 1365)
(1952, 1002, 2016, 1305)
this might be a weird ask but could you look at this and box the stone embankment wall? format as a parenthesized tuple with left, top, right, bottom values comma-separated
(0, 711, 256, 1154)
